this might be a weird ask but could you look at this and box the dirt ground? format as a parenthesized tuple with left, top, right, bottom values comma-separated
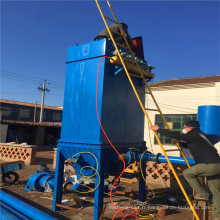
(0, 151, 215, 220)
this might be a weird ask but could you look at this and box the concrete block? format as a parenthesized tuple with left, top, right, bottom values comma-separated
(0, 143, 36, 165)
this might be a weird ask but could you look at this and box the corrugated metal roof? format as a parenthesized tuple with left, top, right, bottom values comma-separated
(149, 75, 220, 88)
(0, 99, 63, 111)
(2, 120, 61, 127)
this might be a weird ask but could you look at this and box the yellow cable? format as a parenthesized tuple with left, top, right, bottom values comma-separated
(70, 151, 155, 218)
(95, 1, 199, 218)
(70, 151, 99, 175)
(137, 149, 156, 219)
(69, 152, 100, 193)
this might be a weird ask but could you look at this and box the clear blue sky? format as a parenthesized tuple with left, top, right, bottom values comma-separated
(1, 1, 219, 107)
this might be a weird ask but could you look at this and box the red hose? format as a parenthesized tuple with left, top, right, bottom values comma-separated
(96, 56, 138, 220)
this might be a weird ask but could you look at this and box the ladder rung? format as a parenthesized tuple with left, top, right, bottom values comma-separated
(144, 89, 152, 95)
(116, 43, 129, 50)
(110, 29, 123, 36)
(129, 73, 143, 79)
(95, 2, 200, 219)
(122, 57, 136, 64)
(145, 108, 159, 112)
(165, 149, 180, 152)
(137, 90, 150, 94)
(104, 16, 118, 24)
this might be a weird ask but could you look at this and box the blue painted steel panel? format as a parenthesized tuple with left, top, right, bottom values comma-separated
(61, 57, 105, 144)
(54, 39, 147, 220)
(198, 105, 220, 144)
(101, 61, 145, 143)
(61, 39, 145, 144)
(66, 39, 113, 63)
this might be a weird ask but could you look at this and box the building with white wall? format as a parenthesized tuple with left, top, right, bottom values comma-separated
(144, 75, 220, 156)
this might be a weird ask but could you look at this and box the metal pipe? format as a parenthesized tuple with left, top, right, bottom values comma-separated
(0, 201, 28, 220)
(26, 172, 55, 192)
(64, 182, 81, 191)
(0, 191, 56, 220)
(39, 175, 55, 189)
(135, 153, 195, 166)
(26, 172, 81, 193)
(151, 154, 195, 165)
(70, 182, 81, 191)
(119, 151, 195, 166)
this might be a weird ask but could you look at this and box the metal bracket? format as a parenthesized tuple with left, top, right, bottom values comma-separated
(114, 66, 123, 76)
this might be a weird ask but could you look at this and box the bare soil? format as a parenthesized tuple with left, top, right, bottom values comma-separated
(0, 151, 214, 220)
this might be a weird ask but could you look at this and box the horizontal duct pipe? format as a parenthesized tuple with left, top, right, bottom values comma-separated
(135, 152, 195, 166)
(0, 191, 56, 220)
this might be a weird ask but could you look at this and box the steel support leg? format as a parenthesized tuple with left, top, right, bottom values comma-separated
(52, 147, 65, 211)
(94, 149, 105, 220)
(139, 160, 146, 203)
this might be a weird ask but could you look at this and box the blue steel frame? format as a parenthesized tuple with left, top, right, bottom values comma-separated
(54, 145, 106, 220)
(52, 144, 146, 219)
(52, 39, 146, 220)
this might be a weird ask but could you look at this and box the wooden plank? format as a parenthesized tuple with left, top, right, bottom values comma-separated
(99, 204, 107, 220)
(56, 203, 93, 216)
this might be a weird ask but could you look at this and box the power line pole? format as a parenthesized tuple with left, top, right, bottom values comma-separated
(34, 101, 37, 122)
(38, 80, 50, 122)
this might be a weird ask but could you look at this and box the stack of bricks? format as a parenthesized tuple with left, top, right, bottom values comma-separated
(146, 161, 190, 189)
(0, 143, 36, 165)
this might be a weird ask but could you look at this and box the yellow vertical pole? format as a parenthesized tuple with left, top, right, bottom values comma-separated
(94, 1, 200, 219)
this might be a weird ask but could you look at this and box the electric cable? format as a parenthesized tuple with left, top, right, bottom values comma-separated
(1, 70, 65, 87)
(96, 56, 160, 219)
(67, 152, 101, 194)
(69, 56, 160, 219)
(96, 55, 160, 219)
(80, 183, 170, 214)
(145, 99, 197, 111)
(62, 55, 165, 219)
(96, 56, 139, 220)
(1, 92, 63, 95)
(0, 72, 65, 92)
(0, 73, 42, 85)
(136, 149, 156, 219)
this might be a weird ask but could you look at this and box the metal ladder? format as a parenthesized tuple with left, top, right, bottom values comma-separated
(95, 1, 200, 220)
